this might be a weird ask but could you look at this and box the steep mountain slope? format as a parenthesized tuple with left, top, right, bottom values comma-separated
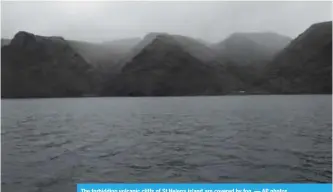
(101, 34, 242, 96)
(171, 34, 217, 62)
(1, 31, 95, 98)
(264, 21, 332, 94)
(212, 32, 291, 66)
(119, 33, 218, 68)
(116, 33, 161, 68)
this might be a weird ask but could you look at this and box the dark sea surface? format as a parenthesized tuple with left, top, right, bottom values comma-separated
(1, 95, 332, 192)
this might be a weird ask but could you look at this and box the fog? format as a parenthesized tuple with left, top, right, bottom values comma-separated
(1, 1, 331, 43)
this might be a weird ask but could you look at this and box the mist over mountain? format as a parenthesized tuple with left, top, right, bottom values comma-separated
(212, 32, 292, 66)
(103, 38, 141, 49)
(68, 38, 140, 68)
(1, 21, 331, 98)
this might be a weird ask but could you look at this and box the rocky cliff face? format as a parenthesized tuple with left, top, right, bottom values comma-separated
(264, 21, 332, 94)
(1, 31, 94, 98)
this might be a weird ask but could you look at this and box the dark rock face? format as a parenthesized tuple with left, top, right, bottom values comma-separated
(264, 21, 332, 94)
(101, 34, 242, 96)
(1, 31, 94, 98)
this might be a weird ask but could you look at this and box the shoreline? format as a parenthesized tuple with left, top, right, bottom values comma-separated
(1, 93, 332, 100)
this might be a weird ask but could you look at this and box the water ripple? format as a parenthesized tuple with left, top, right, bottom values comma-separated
(1, 95, 332, 192)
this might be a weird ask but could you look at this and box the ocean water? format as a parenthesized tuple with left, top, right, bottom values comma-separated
(1, 95, 332, 192)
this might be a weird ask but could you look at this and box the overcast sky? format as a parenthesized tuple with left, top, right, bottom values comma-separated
(1, 1, 332, 43)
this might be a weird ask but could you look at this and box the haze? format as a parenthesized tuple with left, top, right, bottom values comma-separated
(1, 1, 332, 43)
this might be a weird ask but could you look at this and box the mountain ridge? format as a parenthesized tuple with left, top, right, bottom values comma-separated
(1, 21, 331, 98)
